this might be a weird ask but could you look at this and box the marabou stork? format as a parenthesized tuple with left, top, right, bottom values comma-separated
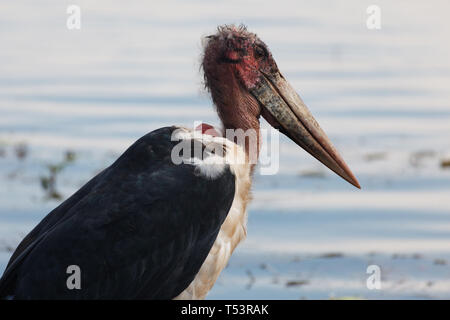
(0, 25, 360, 300)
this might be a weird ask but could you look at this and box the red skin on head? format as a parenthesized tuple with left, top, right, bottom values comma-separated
(195, 123, 221, 137)
(201, 25, 279, 167)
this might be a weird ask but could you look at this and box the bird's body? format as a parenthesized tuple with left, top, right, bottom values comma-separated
(0, 25, 359, 299)
(175, 128, 252, 299)
(0, 126, 250, 299)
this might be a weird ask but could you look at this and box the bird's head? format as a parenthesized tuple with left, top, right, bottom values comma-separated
(202, 25, 360, 188)
(203, 25, 276, 91)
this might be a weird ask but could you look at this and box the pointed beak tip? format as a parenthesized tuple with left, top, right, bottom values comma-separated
(341, 166, 361, 189)
(352, 180, 362, 190)
(346, 174, 361, 189)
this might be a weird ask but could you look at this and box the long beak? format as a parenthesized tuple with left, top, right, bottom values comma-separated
(250, 71, 361, 189)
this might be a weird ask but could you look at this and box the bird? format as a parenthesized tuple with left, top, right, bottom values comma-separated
(0, 24, 360, 300)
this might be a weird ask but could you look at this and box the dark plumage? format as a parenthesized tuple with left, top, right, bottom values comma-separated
(0, 127, 235, 299)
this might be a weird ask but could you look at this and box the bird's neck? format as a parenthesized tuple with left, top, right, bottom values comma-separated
(208, 69, 262, 166)
(220, 117, 260, 166)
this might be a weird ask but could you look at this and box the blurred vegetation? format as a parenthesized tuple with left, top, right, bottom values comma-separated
(40, 151, 76, 200)
(14, 143, 28, 160)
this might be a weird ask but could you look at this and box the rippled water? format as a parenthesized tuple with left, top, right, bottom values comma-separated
(1, 1, 450, 299)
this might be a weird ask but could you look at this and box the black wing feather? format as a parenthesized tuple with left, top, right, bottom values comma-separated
(0, 126, 235, 299)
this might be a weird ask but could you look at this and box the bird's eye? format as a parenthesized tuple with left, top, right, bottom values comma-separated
(254, 45, 267, 59)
